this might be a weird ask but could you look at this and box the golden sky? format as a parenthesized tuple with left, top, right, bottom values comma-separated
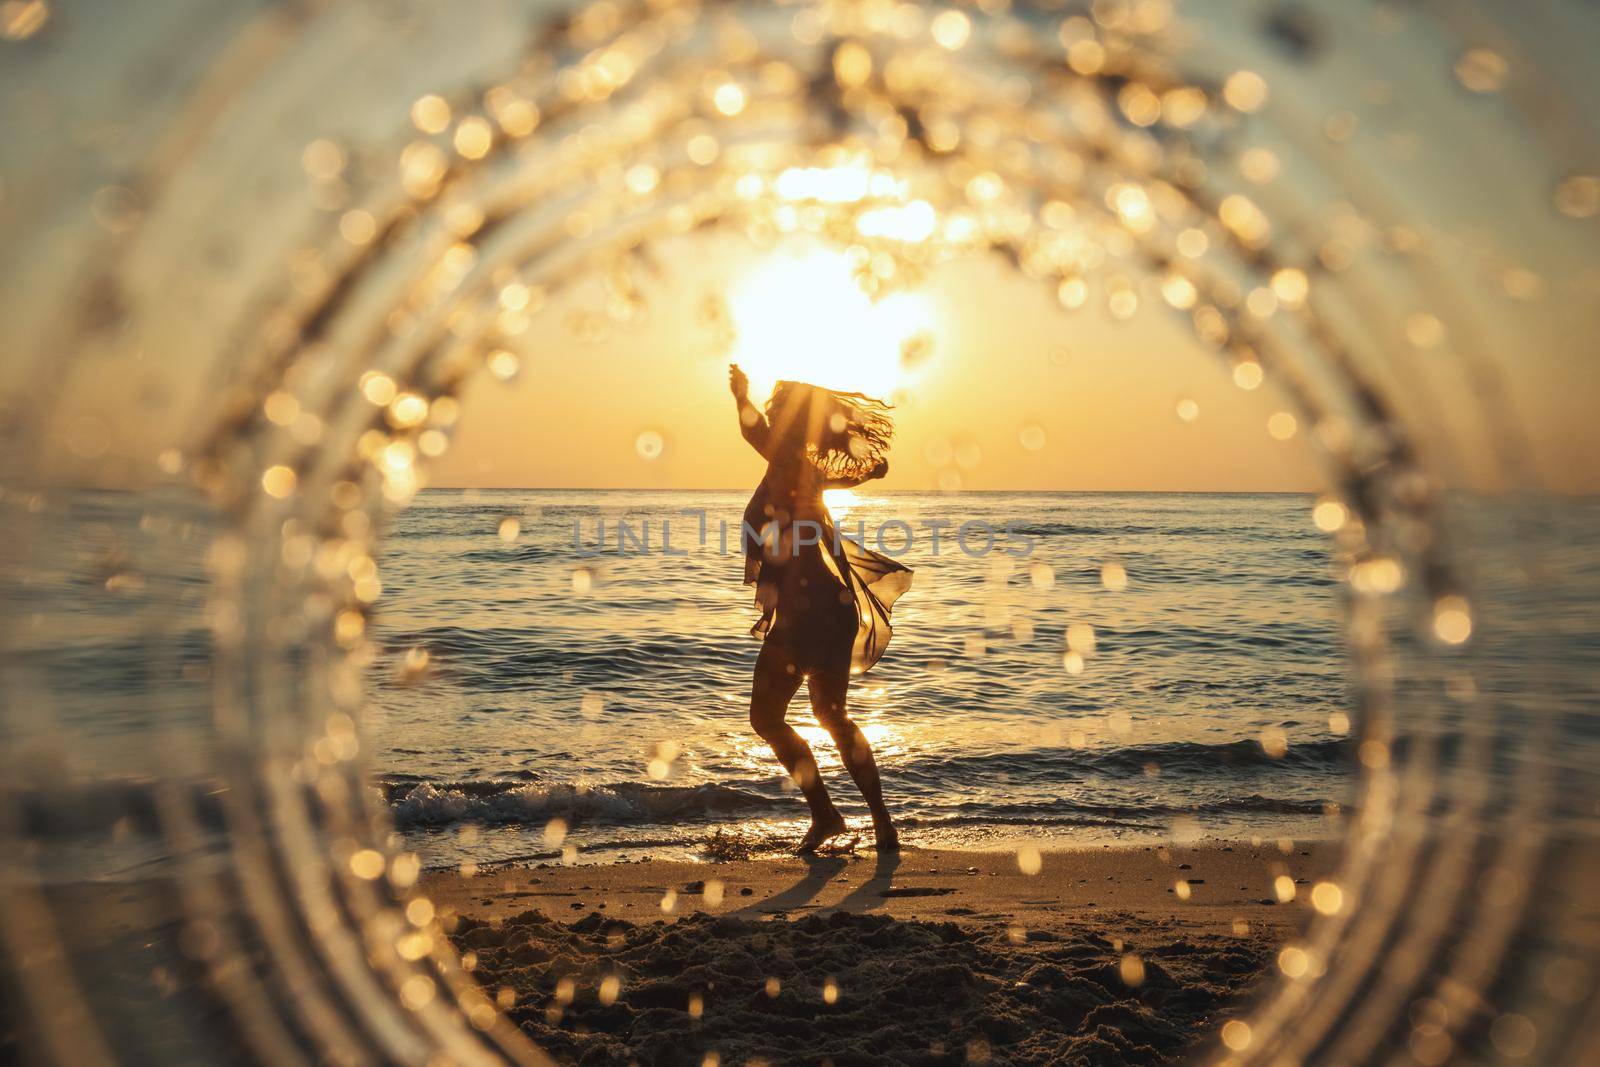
(431, 237, 1321, 493)
(8, 3, 1597, 498)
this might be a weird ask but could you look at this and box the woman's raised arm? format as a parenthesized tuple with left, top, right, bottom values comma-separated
(729, 364, 771, 458)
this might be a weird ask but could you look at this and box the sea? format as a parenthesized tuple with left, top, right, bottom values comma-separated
(367, 489, 1352, 868)
(15, 486, 1595, 880)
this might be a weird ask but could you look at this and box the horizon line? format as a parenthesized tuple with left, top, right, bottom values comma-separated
(424, 484, 1322, 495)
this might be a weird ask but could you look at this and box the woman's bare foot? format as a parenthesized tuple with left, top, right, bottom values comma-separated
(796, 812, 848, 853)
(874, 824, 900, 852)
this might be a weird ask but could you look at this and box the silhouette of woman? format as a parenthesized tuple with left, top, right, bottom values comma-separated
(729, 363, 913, 852)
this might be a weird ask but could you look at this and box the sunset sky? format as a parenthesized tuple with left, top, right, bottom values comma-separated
(430, 236, 1321, 493)
(6, 2, 1597, 498)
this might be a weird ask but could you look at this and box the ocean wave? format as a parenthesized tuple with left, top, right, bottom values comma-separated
(381, 778, 790, 829)
(890, 738, 1354, 786)
(372, 618, 1341, 689)
(384, 510, 522, 538)
(1004, 521, 1321, 540)
(895, 794, 1333, 833)
(456, 543, 549, 564)
(373, 626, 750, 689)
(376, 777, 1339, 848)
(375, 738, 1355, 837)
(12, 628, 215, 696)
(1004, 522, 1111, 537)
(15, 778, 228, 836)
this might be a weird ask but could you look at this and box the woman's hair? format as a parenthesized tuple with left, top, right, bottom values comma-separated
(765, 380, 894, 481)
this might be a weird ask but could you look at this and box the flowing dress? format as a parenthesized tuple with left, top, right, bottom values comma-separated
(741, 458, 912, 675)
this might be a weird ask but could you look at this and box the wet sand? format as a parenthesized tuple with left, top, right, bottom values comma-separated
(423, 842, 1335, 1065)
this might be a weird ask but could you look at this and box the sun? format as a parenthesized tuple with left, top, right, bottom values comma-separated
(727, 248, 935, 405)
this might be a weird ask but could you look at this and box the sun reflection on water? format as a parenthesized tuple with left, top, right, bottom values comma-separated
(822, 486, 858, 520)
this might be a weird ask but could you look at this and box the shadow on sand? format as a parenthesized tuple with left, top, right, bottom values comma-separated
(731, 848, 903, 917)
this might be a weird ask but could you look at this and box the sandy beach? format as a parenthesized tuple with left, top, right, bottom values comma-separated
(422, 842, 1335, 1065)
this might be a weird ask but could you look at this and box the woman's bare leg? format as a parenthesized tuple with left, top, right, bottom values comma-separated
(749, 642, 845, 851)
(808, 665, 898, 850)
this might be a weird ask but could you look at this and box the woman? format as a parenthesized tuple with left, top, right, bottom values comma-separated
(729, 363, 913, 852)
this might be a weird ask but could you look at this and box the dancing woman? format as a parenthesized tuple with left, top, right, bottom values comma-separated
(729, 364, 912, 852)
